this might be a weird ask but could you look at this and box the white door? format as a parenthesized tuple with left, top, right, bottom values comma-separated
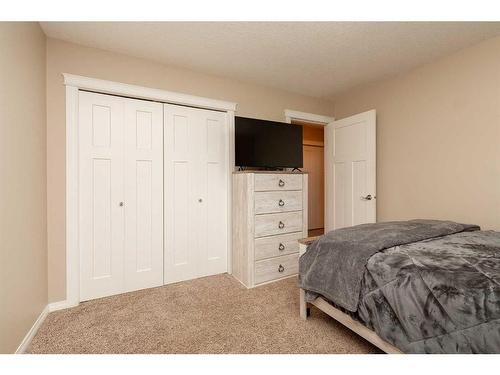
(79, 91, 125, 301)
(164, 104, 228, 284)
(325, 110, 376, 231)
(79, 92, 163, 301)
(123, 98, 164, 292)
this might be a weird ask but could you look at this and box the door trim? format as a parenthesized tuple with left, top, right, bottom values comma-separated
(284, 109, 334, 125)
(64, 74, 237, 112)
(285, 109, 333, 238)
(64, 74, 237, 307)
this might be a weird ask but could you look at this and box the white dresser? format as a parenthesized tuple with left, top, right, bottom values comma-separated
(232, 172, 308, 288)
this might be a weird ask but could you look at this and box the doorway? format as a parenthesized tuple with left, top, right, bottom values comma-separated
(285, 109, 376, 237)
(295, 121, 325, 237)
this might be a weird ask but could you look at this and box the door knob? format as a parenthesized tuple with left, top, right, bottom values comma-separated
(278, 179, 285, 187)
(278, 264, 285, 273)
(278, 199, 285, 207)
(119, 202, 124, 207)
(278, 221, 285, 229)
(278, 243, 285, 251)
(361, 194, 373, 201)
(198, 198, 203, 203)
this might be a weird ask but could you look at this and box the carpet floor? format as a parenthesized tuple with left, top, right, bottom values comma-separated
(28, 274, 379, 354)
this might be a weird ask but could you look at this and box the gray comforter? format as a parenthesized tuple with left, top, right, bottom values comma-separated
(299, 220, 500, 353)
(299, 220, 479, 311)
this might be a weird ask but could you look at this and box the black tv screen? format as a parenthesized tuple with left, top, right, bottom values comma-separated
(235, 117, 303, 168)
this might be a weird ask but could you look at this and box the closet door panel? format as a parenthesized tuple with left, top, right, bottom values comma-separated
(172, 161, 190, 266)
(164, 104, 228, 284)
(202, 113, 228, 276)
(164, 106, 199, 283)
(191, 112, 205, 276)
(79, 91, 124, 301)
(123, 99, 164, 292)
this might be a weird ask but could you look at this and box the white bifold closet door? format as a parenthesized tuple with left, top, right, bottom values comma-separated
(79, 91, 163, 301)
(164, 104, 228, 284)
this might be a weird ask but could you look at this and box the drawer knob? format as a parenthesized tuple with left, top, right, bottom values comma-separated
(278, 179, 285, 187)
(278, 243, 285, 251)
(278, 264, 285, 273)
(278, 199, 285, 207)
(278, 221, 285, 229)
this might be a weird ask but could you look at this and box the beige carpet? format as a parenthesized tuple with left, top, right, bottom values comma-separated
(28, 274, 379, 354)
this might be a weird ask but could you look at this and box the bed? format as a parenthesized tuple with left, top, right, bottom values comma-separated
(298, 220, 500, 354)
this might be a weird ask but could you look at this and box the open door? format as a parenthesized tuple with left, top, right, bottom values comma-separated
(325, 110, 376, 231)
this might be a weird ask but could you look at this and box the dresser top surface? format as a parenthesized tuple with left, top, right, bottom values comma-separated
(233, 170, 308, 174)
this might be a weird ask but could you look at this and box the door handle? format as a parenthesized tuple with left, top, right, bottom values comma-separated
(278, 199, 285, 207)
(278, 221, 285, 229)
(361, 194, 374, 201)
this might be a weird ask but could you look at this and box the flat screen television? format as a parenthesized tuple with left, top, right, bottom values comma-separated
(235, 116, 303, 169)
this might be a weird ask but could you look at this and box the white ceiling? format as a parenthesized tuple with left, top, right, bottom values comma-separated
(40, 22, 500, 99)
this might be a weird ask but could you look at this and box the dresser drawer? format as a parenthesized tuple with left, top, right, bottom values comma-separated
(254, 211, 303, 237)
(254, 232, 302, 260)
(254, 174, 303, 192)
(254, 253, 298, 284)
(254, 191, 303, 214)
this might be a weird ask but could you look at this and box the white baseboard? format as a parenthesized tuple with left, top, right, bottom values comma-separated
(48, 300, 76, 312)
(15, 305, 49, 354)
(14, 300, 78, 353)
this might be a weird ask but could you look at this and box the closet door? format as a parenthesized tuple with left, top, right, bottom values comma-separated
(79, 92, 164, 301)
(197, 108, 228, 278)
(164, 104, 228, 284)
(79, 92, 125, 301)
(123, 98, 164, 292)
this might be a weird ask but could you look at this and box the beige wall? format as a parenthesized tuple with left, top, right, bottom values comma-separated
(0, 23, 47, 353)
(333, 36, 500, 230)
(46, 38, 334, 302)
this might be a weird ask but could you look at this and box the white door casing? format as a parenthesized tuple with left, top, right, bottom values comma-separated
(64, 74, 237, 309)
(284, 109, 334, 235)
(164, 104, 228, 284)
(79, 92, 164, 301)
(325, 110, 376, 231)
